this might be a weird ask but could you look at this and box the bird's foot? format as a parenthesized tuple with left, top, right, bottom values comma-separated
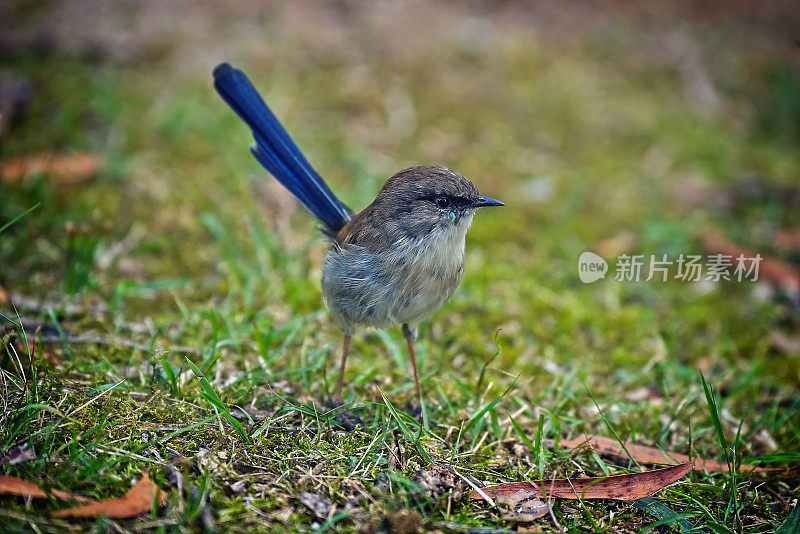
(406, 400, 422, 419)
(335, 410, 362, 430)
(328, 399, 362, 430)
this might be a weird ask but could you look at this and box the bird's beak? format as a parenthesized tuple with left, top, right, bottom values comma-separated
(470, 196, 505, 208)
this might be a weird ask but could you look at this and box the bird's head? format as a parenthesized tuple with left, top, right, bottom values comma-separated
(377, 165, 503, 233)
(337, 166, 503, 248)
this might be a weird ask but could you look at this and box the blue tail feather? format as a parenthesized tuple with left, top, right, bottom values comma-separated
(213, 63, 352, 232)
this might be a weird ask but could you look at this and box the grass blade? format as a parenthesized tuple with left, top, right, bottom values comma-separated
(632, 497, 697, 533)
(0, 202, 39, 234)
(186, 357, 249, 442)
(776, 503, 800, 534)
(379, 389, 431, 464)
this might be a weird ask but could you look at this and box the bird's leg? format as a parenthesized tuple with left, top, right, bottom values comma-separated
(334, 333, 351, 406)
(402, 324, 423, 419)
(331, 333, 362, 430)
(406, 338, 422, 411)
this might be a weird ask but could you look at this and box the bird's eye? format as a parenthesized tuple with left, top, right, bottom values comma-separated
(435, 196, 451, 209)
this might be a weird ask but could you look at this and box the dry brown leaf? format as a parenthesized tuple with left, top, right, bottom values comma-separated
(562, 434, 779, 473)
(704, 231, 800, 297)
(1, 153, 102, 185)
(0, 285, 8, 305)
(0, 444, 36, 466)
(775, 228, 800, 252)
(299, 491, 331, 519)
(415, 466, 468, 501)
(470, 463, 692, 502)
(0, 475, 89, 502)
(52, 472, 166, 518)
(388, 434, 406, 471)
(495, 488, 550, 521)
(595, 231, 636, 259)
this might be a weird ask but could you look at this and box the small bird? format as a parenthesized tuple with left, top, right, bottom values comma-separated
(213, 63, 503, 410)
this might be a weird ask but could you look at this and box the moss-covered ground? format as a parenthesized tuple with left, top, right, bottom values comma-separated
(1, 2, 799, 532)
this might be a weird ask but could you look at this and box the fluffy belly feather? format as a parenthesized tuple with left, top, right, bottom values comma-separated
(321, 230, 467, 333)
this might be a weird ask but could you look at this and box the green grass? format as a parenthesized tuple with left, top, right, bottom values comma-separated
(1, 3, 799, 532)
